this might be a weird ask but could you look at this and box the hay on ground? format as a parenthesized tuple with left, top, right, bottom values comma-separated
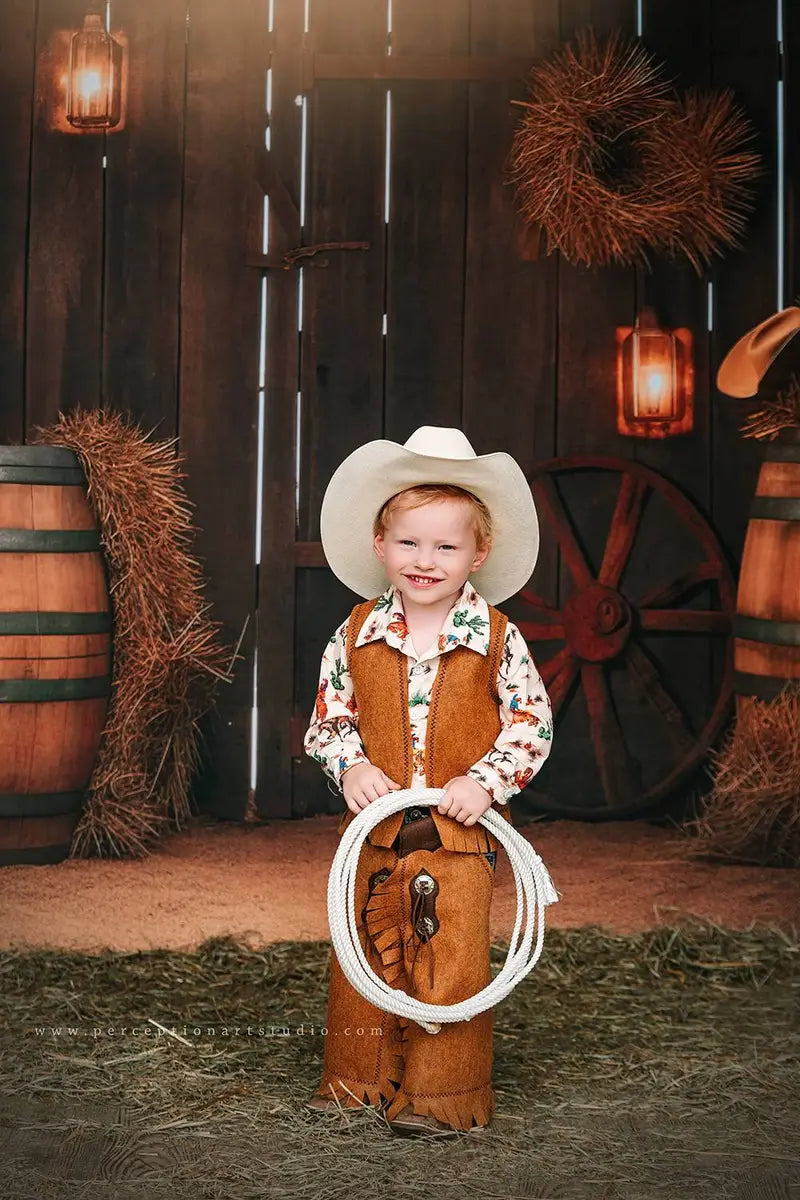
(0, 923, 797, 1199)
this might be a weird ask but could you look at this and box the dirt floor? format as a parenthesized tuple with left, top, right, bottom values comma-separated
(0, 813, 797, 951)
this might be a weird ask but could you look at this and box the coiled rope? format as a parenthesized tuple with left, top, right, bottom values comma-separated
(327, 787, 560, 1033)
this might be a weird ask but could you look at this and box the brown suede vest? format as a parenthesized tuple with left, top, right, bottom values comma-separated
(335, 596, 515, 854)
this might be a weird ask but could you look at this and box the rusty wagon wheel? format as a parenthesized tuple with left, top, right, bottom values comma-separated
(516, 457, 735, 820)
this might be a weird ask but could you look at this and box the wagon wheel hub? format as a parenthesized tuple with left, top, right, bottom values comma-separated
(562, 583, 632, 662)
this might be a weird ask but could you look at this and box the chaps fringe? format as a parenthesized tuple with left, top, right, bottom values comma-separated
(383, 1078, 495, 1131)
(363, 866, 408, 988)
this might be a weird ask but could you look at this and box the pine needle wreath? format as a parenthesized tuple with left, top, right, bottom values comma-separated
(508, 28, 761, 270)
(648, 89, 761, 273)
(29, 407, 242, 858)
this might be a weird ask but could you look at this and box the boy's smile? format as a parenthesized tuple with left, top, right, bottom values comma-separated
(373, 497, 491, 619)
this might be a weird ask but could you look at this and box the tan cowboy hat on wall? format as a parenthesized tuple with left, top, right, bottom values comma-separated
(319, 426, 539, 606)
(717, 306, 800, 398)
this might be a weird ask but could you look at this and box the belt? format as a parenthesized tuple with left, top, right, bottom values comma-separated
(393, 806, 442, 857)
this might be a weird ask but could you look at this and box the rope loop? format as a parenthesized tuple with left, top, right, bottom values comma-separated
(327, 787, 560, 1033)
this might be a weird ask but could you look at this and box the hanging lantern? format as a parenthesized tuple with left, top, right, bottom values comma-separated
(66, 7, 123, 130)
(616, 309, 694, 438)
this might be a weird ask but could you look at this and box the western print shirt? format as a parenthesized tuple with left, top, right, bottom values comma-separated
(303, 580, 553, 805)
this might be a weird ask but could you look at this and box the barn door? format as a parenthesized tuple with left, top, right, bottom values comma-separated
(255, 0, 561, 819)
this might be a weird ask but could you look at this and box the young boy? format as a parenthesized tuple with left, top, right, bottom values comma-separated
(303, 426, 553, 1136)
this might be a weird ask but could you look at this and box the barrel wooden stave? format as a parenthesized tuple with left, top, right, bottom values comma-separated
(0, 447, 111, 866)
(734, 438, 800, 711)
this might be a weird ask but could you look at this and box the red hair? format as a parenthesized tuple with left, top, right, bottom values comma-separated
(373, 484, 492, 550)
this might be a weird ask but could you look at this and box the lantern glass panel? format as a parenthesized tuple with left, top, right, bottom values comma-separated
(622, 328, 685, 422)
(66, 14, 122, 129)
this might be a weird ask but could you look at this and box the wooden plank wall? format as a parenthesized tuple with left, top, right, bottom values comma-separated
(284, 0, 792, 821)
(0, 0, 262, 820)
(0, 0, 794, 821)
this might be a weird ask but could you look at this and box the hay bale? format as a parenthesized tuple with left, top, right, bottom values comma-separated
(29, 407, 241, 859)
(684, 685, 800, 867)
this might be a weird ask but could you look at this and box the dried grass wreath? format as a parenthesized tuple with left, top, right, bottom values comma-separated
(508, 28, 761, 270)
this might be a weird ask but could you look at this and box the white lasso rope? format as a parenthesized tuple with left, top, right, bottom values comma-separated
(327, 787, 560, 1033)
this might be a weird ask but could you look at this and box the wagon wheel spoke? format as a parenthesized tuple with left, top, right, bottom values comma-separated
(598, 475, 649, 589)
(581, 662, 642, 808)
(625, 643, 696, 755)
(532, 475, 595, 589)
(547, 652, 579, 717)
(639, 609, 731, 634)
(517, 620, 565, 641)
(538, 645, 572, 687)
(638, 560, 727, 609)
(518, 587, 561, 618)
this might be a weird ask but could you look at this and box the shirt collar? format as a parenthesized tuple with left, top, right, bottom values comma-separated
(355, 580, 491, 659)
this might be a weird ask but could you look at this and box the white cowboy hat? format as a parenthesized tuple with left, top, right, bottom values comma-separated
(319, 426, 539, 605)
(717, 306, 800, 397)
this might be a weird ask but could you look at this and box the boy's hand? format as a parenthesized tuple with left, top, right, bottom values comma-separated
(437, 776, 493, 825)
(341, 762, 403, 814)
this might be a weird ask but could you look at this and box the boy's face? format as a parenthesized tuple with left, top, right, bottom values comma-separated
(373, 498, 490, 610)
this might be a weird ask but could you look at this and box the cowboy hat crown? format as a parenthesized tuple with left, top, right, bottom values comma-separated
(320, 426, 539, 605)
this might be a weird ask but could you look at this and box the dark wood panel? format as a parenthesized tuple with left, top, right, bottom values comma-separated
(180, 0, 263, 819)
(256, 0, 305, 819)
(103, 0, 186, 434)
(298, 0, 387, 542)
(784, 0, 800, 305)
(632, 0, 716, 808)
(464, 0, 560, 619)
(638, 0, 712, 508)
(294, 0, 389, 817)
(710, 0, 780, 567)
(385, 0, 470, 433)
(545, 0, 639, 810)
(308, 53, 537, 80)
(26, 0, 104, 428)
(0, 0, 36, 443)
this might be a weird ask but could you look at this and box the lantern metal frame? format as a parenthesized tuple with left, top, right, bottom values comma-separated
(615, 309, 694, 438)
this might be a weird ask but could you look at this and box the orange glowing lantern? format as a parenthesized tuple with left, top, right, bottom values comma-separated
(616, 309, 694, 438)
(66, 7, 122, 130)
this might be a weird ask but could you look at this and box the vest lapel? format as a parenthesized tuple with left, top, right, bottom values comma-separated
(335, 595, 515, 854)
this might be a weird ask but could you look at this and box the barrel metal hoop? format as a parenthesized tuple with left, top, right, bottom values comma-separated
(0, 790, 85, 816)
(761, 444, 800, 463)
(0, 529, 101, 552)
(734, 614, 800, 646)
(0, 611, 112, 635)
(0, 466, 86, 485)
(0, 676, 111, 701)
(0, 446, 79, 467)
(733, 670, 800, 701)
(749, 496, 800, 521)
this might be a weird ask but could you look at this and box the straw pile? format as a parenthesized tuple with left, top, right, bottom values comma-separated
(1, 923, 797, 1199)
(739, 372, 800, 440)
(685, 685, 800, 868)
(29, 407, 240, 859)
(507, 28, 760, 270)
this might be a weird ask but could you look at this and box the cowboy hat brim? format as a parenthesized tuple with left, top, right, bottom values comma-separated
(320, 439, 539, 605)
(717, 306, 800, 398)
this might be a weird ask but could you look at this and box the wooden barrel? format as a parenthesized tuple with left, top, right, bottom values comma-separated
(0, 445, 112, 865)
(734, 428, 800, 711)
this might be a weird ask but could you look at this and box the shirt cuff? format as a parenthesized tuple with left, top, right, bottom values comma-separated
(466, 764, 514, 806)
(330, 749, 369, 789)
